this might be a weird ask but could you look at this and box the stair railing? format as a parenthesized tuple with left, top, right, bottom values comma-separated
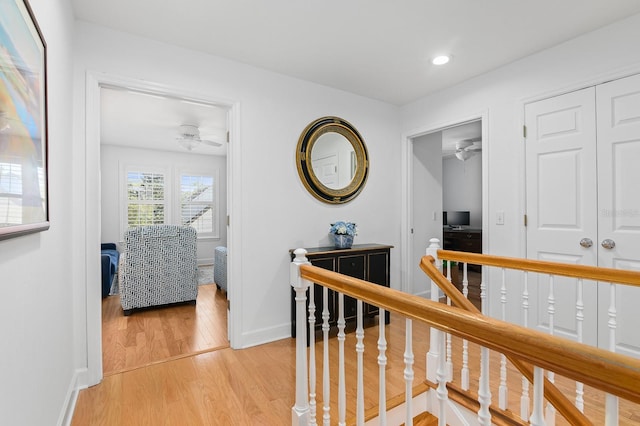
(290, 246, 640, 426)
(429, 237, 640, 425)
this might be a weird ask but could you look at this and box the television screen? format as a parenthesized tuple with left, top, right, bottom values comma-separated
(444, 211, 470, 228)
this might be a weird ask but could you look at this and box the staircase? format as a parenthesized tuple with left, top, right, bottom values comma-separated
(290, 240, 640, 425)
(402, 412, 439, 426)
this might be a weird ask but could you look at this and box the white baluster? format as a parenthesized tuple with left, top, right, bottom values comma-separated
(445, 260, 452, 382)
(530, 366, 545, 426)
(446, 325, 453, 382)
(322, 287, 331, 426)
(404, 319, 414, 426)
(462, 262, 469, 298)
(338, 293, 346, 426)
(438, 260, 453, 382)
(356, 300, 365, 426)
(290, 249, 310, 426)
(426, 239, 442, 383)
(308, 282, 317, 426)
(545, 275, 556, 425)
(575, 278, 585, 412)
(461, 262, 470, 391)
(480, 268, 487, 315)
(477, 347, 492, 425)
(521, 272, 530, 420)
(605, 283, 619, 426)
(377, 308, 387, 425)
(477, 265, 491, 425)
(436, 328, 448, 426)
(499, 268, 508, 410)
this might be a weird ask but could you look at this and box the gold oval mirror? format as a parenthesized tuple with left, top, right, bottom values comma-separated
(296, 116, 369, 204)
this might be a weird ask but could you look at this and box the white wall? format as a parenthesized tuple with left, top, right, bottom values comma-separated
(100, 145, 227, 264)
(401, 12, 640, 320)
(411, 132, 443, 296)
(0, 0, 78, 424)
(73, 21, 401, 364)
(443, 154, 482, 228)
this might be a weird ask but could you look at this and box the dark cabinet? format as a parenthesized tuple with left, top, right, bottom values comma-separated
(290, 244, 393, 337)
(443, 228, 482, 306)
(443, 229, 482, 271)
(443, 228, 482, 254)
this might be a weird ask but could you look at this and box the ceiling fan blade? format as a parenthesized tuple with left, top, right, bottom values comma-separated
(201, 139, 222, 147)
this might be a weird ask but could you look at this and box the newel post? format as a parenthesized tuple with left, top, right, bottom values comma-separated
(291, 248, 311, 426)
(426, 238, 442, 382)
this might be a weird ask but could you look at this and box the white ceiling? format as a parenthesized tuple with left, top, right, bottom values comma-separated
(72, 0, 640, 106)
(442, 121, 482, 159)
(100, 87, 229, 155)
(80, 1, 640, 154)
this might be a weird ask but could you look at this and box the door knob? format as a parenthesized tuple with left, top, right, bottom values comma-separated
(579, 238, 593, 248)
(601, 239, 616, 249)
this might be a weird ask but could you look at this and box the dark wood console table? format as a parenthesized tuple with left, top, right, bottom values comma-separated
(290, 243, 392, 338)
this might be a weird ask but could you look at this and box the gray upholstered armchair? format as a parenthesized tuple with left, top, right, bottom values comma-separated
(118, 225, 198, 315)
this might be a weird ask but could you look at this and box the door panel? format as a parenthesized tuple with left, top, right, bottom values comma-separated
(525, 87, 599, 345)
(537, 150, 582, 228)
(312, 153, 338, 187)
(596, 73, 640, 357)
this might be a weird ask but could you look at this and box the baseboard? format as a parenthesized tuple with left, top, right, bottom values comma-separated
(57, 368, 86, 426)
(240, 322, 291, 348)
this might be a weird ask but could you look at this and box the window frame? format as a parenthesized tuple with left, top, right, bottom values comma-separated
(120, 164, 170, 236)
(119, 163, 220, 240)
(176, 168, 219, 239)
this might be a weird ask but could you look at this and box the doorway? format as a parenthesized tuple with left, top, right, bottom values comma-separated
(441, 120, 483, 308)
(404, 115, 487, 302)
(83, 72, 240, 386)
(98, 85, 230, 374)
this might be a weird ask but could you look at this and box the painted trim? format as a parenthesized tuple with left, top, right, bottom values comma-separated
(226, 101, 243, 347)
(401, 111, 489, 301)
(57, 369, 83, 426)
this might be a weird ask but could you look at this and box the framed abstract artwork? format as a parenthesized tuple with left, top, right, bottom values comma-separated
(0, 0, 49, 240)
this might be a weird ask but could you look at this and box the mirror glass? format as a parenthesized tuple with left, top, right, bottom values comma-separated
(310, 132, 355, 190)
(296, 116, 368, 204)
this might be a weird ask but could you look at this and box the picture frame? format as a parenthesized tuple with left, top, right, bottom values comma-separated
(0, 0, 49, 240)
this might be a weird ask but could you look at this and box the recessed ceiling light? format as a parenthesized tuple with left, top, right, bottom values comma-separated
(432, 55, 451, 66)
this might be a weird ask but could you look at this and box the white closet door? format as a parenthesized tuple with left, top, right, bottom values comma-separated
(525, 87, 599, 345)
(596, 73, 640, 357)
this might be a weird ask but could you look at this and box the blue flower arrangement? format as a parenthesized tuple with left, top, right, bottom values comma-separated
(329, 221, 358, 236)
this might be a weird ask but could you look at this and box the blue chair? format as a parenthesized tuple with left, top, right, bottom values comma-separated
(214, 246, 227, 292)
(101, 243, 119, 298)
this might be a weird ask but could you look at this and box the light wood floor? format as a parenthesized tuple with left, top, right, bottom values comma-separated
(74, 307, 640, 425)
(101, 283, 229, 376)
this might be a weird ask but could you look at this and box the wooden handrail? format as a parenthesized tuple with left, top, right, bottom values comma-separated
(299, 264, 640, 406)
(421, 255, 590, 425)
(438, 249, 640, 287)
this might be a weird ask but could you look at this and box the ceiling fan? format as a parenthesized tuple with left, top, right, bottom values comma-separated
(454, 137, 482, 161)
(176, 124, 222, 151)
